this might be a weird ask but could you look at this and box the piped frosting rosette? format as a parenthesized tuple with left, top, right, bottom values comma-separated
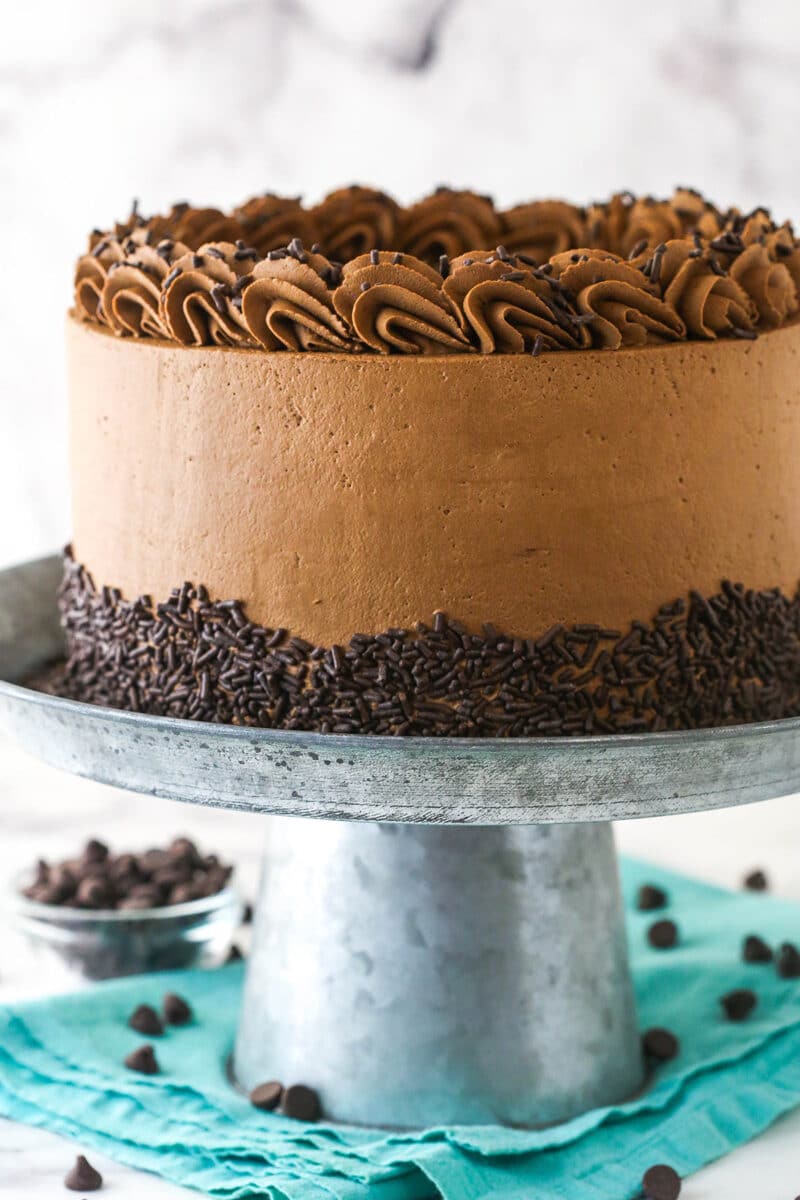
(242, 241, 353, 351)
(161, 243, 258, 346)
(443, 251, 590, 352)
(332, 251, 470, 354)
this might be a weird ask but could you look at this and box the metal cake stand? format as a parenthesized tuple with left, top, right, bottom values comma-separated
(3, 556, 800, 1129)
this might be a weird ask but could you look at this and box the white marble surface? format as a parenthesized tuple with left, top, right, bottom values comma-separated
(0, 735, 799, 1196)
(3, 0, 800, 566)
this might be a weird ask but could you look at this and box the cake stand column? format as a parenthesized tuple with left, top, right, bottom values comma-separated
(234, 817, 643, 1128)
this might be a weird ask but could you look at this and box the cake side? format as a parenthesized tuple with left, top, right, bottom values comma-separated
(62, 316, 800, 736)
(68, 316, 800, 645)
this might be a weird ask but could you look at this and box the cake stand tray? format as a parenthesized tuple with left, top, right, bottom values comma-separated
(2, 554, 800, 1129)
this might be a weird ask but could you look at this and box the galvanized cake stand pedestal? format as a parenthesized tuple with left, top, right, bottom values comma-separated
(3, 556, 800, 1129)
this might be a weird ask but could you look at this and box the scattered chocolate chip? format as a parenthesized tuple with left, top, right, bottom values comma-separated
(636, 884, 668, 912)
(743, 869, 769, 891)
(226, 943, 244, 963)
(250, 1080, 284, 1111)
(647, 919, 678, 950)
(720, 988, 757, 1021)
(124, 1043, 160, 1074)
(128, 1004, 164, 1037)
(242, 902, 254, 925)
(163, 992, 192, 1026)
(64, 1153, 103, 1191)
(743, 934, 773, 964)
(281, 1083, 321, 1121)
(642, 1027, 679, 1063)
(776, 941, 800, 979)
(642, 1162, 681, 1200)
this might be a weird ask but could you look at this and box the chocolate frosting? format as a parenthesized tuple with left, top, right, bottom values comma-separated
(444, 253, 589, 352)
(73, 186, 800, 354)
(242, 246, 353, 351)
(499, 200, 587, 261)
(555, 255, 685, 348)
(333, 251, 469, 354)
(657, 241, 756, 338)
(397, 189, 501, 262)
(312, 186, 400, 262)
(162, 243, 257, 346)
(234, 194, 317, 257)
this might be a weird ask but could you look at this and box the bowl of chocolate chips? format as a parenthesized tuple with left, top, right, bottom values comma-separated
(11, 836, 243, 983)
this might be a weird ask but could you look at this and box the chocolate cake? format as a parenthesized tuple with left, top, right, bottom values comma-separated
(61, 186, 800, 736)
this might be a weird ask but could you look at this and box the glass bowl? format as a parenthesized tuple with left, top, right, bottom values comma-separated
(8, 873, 243, 985)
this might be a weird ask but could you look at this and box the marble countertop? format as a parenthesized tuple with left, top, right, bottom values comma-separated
(0, 736, 799, 1197)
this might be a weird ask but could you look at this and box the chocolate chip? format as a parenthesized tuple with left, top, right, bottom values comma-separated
(124, 1043, 160, 1074)
(642, 1162, 681, 1200)
(647, 919, 678, 949)
(128, 1004, 164, 1036)
(250, 1080, 283, 1111)
(226, 943, 244, 963)
(64, 1153, 103, 1191)
(776, 941, 800, 979)
(242, 902, 254, 925)
(744, 869, 769, 891)
(642, 1027, 679, 1063)
(281, 1083, 321, 1121)
(163, 992, 192, 1025)
(720, 988, 757, 1021)
(83, 838, 109, 864)
(636, 884, 668, 911)
(743, 934, 773, 964)
(75, 876, 113, 909)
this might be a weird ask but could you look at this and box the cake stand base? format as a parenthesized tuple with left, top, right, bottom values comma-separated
(235, 817, 640, 1127)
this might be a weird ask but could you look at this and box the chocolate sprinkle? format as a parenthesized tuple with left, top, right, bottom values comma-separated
(57, 555, 800, 738)
(744, 868, 769, 891)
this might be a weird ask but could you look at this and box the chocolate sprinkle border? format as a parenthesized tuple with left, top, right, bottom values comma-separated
(57, 554, 800, 738)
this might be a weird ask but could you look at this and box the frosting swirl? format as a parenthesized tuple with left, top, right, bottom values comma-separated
(443, 252, 590, 352)
(162, 243, 257, 346)
(312, 186, 399, 262)
(102, 238, 190, 339)
(333, 251, 470, 354)
(555, 254, 686, 348)
(74, 235, 126, 325)
(499, 201, 587, 262)
(234, 194, 317, 257)
(242, 242, 353, 351)
(397, 189, 501, 263)
(728, 242, 799, 326)
(655, 241, 756, 339)
(166, 205, 245, 249)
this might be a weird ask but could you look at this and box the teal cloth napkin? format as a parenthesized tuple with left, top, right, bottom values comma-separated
(2, 858, 800, 1199)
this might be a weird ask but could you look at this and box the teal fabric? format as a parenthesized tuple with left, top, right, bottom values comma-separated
(1, 858, 800, 1199)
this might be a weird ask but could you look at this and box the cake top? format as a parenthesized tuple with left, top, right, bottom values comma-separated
(74, 186, 800, 355)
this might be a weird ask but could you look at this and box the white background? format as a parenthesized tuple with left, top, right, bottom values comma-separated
(2, 2, 800, 1195)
